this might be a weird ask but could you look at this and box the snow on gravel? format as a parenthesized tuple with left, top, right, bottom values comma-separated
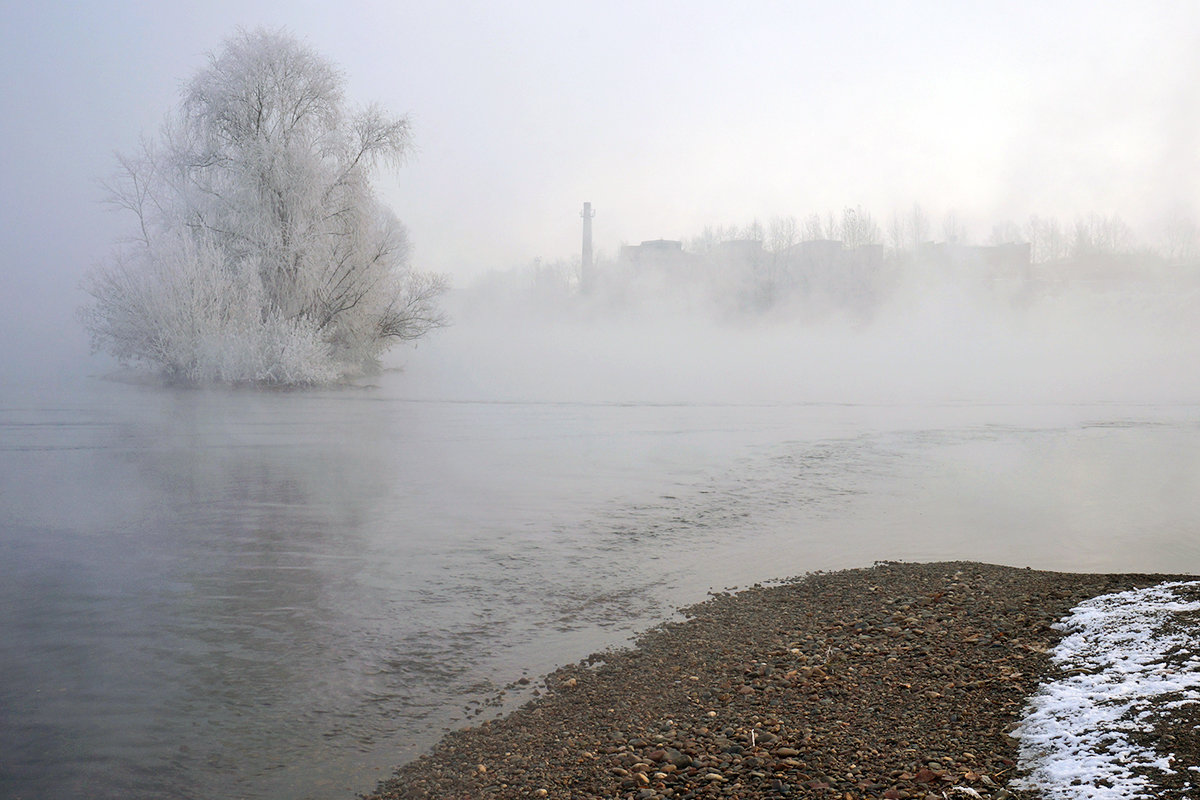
(1012, 581, 1200, 799)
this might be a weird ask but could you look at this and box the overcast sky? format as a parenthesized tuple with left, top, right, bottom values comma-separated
(2, 1, 1198, 367)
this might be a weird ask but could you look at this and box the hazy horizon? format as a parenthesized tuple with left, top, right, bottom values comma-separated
(3, 2, 1199, 393)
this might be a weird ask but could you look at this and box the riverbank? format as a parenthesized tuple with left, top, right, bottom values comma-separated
(364, 562, 1195, 800)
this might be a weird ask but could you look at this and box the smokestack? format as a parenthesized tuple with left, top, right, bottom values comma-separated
(581, 202, 595, 294)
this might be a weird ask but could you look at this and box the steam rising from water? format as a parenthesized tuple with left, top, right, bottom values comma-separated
(4, 272, 1200, 798)
(398, 263, 1200, 407)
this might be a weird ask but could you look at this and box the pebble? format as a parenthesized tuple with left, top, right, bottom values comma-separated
(364, 563, 1187, 800)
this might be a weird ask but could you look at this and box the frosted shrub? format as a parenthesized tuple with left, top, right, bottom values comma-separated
(246, 315, 339, 385)
(81, 29, 446, 385)
(84, 232, 341, 384)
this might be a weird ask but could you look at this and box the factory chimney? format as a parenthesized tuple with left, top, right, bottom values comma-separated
(581, 202, 595, 294)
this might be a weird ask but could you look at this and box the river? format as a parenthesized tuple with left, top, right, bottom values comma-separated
(2, 370, 1198, 799)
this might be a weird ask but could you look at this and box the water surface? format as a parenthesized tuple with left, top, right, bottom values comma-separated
(2, 374, 1198, 799)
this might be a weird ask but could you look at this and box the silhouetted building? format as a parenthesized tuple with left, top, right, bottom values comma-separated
(619, 239, 686, 265)
(714, 239, 765, 264)
(921, 241, 1032, 283)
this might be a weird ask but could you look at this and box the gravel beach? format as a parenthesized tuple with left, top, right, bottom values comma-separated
(363, 562, 1196, 800)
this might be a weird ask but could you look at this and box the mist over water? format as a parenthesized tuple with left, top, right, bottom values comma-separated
(6, 5, 1200, 799)
(407, 252, 1200, 406)
(3, 259, 1200, 799)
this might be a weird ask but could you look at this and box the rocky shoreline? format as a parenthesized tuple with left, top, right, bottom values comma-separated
(363, 562, 1192, 800)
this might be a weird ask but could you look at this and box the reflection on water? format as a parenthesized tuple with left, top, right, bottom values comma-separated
(1, 376, 1198, 799)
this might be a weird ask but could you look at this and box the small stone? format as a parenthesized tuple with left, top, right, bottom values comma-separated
(475, 764, 487, 774)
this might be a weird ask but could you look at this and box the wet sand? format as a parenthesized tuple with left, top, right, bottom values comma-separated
(363, 561, 1194, 800)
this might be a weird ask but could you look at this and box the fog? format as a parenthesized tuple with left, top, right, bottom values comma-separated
(3, 2, 1200, 393)
(396, 248, 1200, 407)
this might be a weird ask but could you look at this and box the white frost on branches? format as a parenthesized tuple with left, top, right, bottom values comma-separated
(81, 28, 446, 384)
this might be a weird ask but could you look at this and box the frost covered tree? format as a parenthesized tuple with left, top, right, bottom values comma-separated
(81, 29, 446, 384)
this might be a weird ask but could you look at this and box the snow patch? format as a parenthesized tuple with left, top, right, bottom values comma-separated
(1012, 581, 1200, 799)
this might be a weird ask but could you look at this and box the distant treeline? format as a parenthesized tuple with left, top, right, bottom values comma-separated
(468, 206, 1200, 321)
